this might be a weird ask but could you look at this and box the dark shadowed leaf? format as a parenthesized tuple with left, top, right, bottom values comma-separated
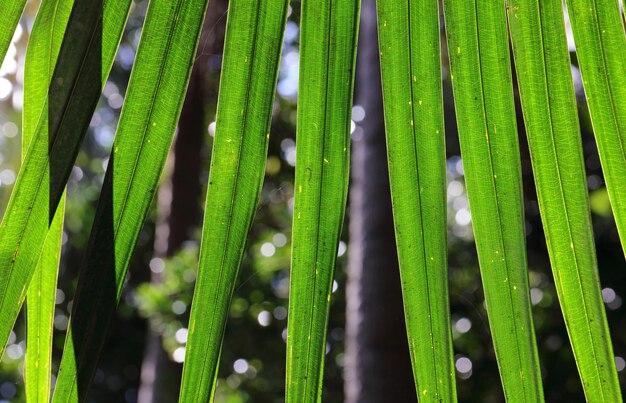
(0, 0, 132, 359)
(52, 0, 210, 400)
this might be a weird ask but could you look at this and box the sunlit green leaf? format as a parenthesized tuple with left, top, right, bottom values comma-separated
(180, 1, 289, 401)
(52, 0, 210, 400)
(565, 0, 626, 256)
(286, 0, 360, 400)
(443, 0, 544, 400)
(0, 0, 132, 358)
(23, 1, 74, 401)
(0, 0, 26, 64)
(376, 0, 455, 400)
(507, 0, 622, 400)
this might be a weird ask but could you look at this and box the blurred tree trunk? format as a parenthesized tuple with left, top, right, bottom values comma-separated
(344, 0, 418, 401)
(137, 1, 227, 401)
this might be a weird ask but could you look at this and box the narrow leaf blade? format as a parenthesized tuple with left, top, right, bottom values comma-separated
(507, 1, 622, 400)
(52, 0, 210, 400)
(0, 0, 132, 354)
(443, 0, 544, 400)
(0, 0, 26, 64)
(376, 0, 456, 400)
(286, 0, 360, 400)
(565, 0, 626, 255)
(23, 1, 74, 401)
(180, 1, 289, 401)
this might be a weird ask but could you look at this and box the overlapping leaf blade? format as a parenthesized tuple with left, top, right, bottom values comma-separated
(443, 0, 543, 400)
(565, 0, 626, 255)
(23, 1, 74, 401)
(179, 1, 289, 401)
(376, 0, 455, 400)
(0, 0, 26, 64)
(1, 1, 622, 401)
(52, 0, 210, 400)
(286, 0, 360, 400)
(0, 0, 132, 355)
(507, 0, 622, 400)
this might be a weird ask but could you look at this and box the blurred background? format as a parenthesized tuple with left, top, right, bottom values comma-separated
(0, 0, 624, 402)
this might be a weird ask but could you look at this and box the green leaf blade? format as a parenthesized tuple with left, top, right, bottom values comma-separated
(565, 0, 626, 256)
(25, 209, 63, 403)
(443, 0, 544, 400)
(22, 1, 74, 401)
(52, 0, 210, 400)
(0, 0, 132, 355)
(376, 0, 456, 400)
(180, 1, 289, 401)
(507, 0, 622, 400)
(286, 0, 360, 401)
(0, 0, 26, 64)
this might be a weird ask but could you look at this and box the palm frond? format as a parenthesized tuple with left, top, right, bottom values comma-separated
(508, 0, 622, 400)
(0, 0, 132, 357)
(180, 1, 289, 401)
(286, 0, 360, 400)
(443, 0, 544, 400)
(23, 1, 74, 401)
(376, 0, 456, 400)
(51, 0, 210, 400)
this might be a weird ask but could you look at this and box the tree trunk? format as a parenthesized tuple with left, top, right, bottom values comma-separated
(344, 0, 418, 401)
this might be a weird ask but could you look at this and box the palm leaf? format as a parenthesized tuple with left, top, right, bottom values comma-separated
(286, 0, 360, 400)
(565, 0, 626, 255)
(52, 0, 210, 400)
(0, 0, 26, 64)
(443, 0, 544, 400)
(376, 0, 455, 400)
(507, 0, 622, 400)
(179, 1, 289, 401)
(23, 1, 74, 401)
(0, 0, 132, 354)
